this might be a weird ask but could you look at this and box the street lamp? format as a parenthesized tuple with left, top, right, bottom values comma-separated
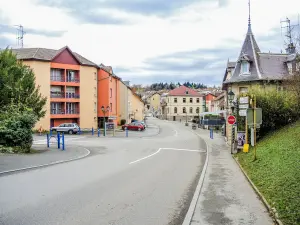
(101, 105, 110, 124)
(228, 90, 235, 113)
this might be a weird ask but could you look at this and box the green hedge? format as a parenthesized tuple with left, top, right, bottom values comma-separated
(0, 105, 37, 153)
(248, 87, 300, 139)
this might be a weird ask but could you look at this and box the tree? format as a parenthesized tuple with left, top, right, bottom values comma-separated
(0, 49, 47, 120)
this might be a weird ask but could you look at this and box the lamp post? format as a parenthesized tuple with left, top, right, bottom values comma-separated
(101, 105, 110, 125)
(228, 90, 235, 114)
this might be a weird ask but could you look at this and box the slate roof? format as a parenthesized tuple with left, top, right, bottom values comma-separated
(168, 85, 202, 97)
(11, 46, 98, 67)
(223, 22, 293, 84)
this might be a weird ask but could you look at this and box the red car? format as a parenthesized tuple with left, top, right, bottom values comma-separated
(122, 122, 145, 131)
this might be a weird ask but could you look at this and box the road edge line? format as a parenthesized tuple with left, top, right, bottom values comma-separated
(182, 131, 209, 225)
(0, 148, 91, 175)
(232, 156, 284, 225)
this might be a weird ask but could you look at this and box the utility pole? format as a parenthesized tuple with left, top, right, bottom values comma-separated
(15, 25, 26, 48)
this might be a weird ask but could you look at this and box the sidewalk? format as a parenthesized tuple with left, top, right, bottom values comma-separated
(190, 128, 274, 225)
(0, 145, 90, 174)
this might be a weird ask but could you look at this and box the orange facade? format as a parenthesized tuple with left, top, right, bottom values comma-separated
(97, 68, 120, 126)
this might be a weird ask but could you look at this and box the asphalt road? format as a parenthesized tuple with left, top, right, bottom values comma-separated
(0, 118, 206, 225)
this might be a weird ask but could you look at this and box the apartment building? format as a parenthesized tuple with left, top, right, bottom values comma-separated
(12, 46, 98, 130)
(97, 65, 120, 127)
(165, 86, 203, 121)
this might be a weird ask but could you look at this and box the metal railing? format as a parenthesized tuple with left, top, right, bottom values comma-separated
(50, 76, 65, 82)
(50, 92, 65, 98)
(66, 78, 80, 83)
(50, 109, 65, 114)
(66, 109, 80, 114)
(65, 93, 80, 98)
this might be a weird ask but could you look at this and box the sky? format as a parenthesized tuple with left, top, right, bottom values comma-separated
(0, 0, 300, 86)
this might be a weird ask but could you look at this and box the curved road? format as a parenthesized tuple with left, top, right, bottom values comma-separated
(0, 118, 206, 225)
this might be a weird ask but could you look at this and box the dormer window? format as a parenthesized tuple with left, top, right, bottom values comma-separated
(185, 90, 189, 95)
(239, 53, 251, 75)
(241, 61, 250, 74)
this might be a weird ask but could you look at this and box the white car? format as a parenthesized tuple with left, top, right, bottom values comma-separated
(51, 123, 80, 134)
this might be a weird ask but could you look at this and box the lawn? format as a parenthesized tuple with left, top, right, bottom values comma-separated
(236, 121, 300, 225)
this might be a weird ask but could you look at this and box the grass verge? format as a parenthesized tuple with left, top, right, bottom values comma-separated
(235, 121, 300, 225)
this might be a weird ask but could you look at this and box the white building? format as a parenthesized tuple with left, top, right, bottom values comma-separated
(164, 86, 204, 121)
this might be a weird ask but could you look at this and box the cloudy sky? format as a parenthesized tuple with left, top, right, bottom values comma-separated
(0, 0, 299, 86)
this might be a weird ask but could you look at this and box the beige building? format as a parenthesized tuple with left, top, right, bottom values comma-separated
(129, 89, 145, 121)
(12, 46, 98, 130)
(165, 86, 204, 121)
(145, 92, 161, 113)
(118, 81, 130, 123)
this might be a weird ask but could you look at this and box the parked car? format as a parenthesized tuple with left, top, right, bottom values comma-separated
(122, 122, 145, 131)
(51, 123, 80, 134)
(137, 121, 146, 128)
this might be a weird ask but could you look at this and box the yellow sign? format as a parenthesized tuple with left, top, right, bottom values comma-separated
(243, 144, 249, 153)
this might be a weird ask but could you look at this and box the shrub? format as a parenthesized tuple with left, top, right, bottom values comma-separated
(248, 86, 300, 139)
(0, 104, 37, 153)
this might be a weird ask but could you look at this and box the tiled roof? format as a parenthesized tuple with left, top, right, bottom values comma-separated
(11, 46, 98, 67)
(168, 85, 202, 96)
(227, 61, 236, 68)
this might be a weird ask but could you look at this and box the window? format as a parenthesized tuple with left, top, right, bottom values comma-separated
(94, 102, 96, 112)
(167, 107, 169, 114)
(174, 107, 177, 113)
(241, 61, 249, 74)
(183, 98, 186, 103)
(67, 70, 75, 82)
(110, 88, 112, 98)
(94, 72, 97, 80)
(196, 98, 199, 103)
(196, 107, 200, 113)
(185, 90, 189, 95)
(239, 87, 248, 93)
(190, 98, 193, 103)
(189, 107, 193, 113)
(174, 98, 177, 103)
(183, 107, 186, 113)
(110, 103, 112, 112)
(153, 98, 155, 100)
(50, 69, 63, 81)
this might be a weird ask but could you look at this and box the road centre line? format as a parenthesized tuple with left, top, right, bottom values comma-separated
(129, 147, 205, 165)
(162, 148, 206, 153)
(129, 148, 161, 164)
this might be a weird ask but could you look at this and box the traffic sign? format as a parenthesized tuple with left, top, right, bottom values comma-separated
(227, 115, 236, 125)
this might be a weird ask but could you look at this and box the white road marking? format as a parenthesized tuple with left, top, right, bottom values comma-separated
(174, 130, 178, 137)
(129, 148, 161, 164)
(161, 148, 206, 153)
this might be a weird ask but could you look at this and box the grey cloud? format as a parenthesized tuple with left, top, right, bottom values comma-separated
(0, 24, 66, 37)
(115, 29, 286, 85)
(35, 0, 228, 24)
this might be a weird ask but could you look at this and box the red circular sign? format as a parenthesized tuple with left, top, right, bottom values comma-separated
(227, 115, 236, 125)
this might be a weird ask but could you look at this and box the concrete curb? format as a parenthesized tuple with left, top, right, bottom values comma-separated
(0, 147, 91, 176)
(233, 156, 284, 225)
(182, 130, 209, 225)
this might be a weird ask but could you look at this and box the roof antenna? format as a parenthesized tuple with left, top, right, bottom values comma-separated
(14, 25, 26, 48)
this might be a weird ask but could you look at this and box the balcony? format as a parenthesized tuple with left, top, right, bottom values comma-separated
(66, 78, 80, 83)
(66, 93, 80, 99)
(66, 109, 80, 115)
(50, 109, 65, 115)
(50, 92, 65, 98)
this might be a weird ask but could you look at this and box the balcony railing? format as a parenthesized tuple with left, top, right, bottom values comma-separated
(50, 92, 80, 99)
(50, 92, 65, 98)
(50, 109, 65, 115)
(66, 109, 79, 114)
(66, 78, 80, 83)
(66, 93, 80, 99)
(50, 76, 65, 82)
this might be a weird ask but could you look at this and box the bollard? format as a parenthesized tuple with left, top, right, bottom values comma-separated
(78, 127, 81, 135)
(57, 132, 61, 149)
(47, 134, 50, 148)
(210, 128, 214, 139)
(92, 127, 94, 136)
(98, 129, 100, 137)
(104, 123, 106, 137)
(125, 127, 128, 137)
(50, 129, 52, 137)
(62, 132, 65, 150)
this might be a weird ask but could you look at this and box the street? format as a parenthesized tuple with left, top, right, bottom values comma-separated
(0, 118, 207, 225)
